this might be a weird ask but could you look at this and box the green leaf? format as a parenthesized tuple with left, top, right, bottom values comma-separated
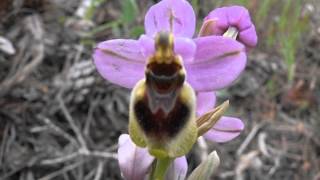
(85, 0, 106, 20)
(256, 0, 274, 23)
(187, 151, 220, 180)
(130, 26, 145, 38)
(120, 0, 138, 24)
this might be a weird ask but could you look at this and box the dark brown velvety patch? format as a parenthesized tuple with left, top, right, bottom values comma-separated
(146, 62, 184, 94)
(134, 94, 190, 140)
(147, 60, 181, 76)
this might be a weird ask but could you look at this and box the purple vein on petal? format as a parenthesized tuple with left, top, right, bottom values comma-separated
(99, 48, 137, 62)
(93, 39, 146, 88)
(211, 128, 242, 133)
(215, 50, 241, 60)
(186, 36, 246, 91)
(144, 0, 196, 38)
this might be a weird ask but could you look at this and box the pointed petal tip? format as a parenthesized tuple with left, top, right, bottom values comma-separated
(187, 150, 220, 180)
(203, 116, 244, 143)
(209, 151, 220, 164)
(117, 134, 155, 180)
(118, 134, 130, 145)
(166, 156, 188, 180)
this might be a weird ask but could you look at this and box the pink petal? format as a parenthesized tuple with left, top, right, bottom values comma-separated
(198, 18, 221, 37)
(203, 6, 258, 48)
(196, 92, 216, 117)
(144, 0, 195, 38)
(166, 156, 188, 180)
(138, 35, 196, 63)
(203, 116, 244, 143)
(93, 39, 146, 88)
(138, 35, 155, 58)
(97, 39, 146, 61)
(226, 6, 252, 30)
(205, 7, 228, 33)
(239, 25, 258, 48)
(118, 134, 155, 180)
(174, 37, 196, 63)
(186, 36, 246, 91)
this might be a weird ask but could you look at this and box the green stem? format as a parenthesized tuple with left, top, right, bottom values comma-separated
(151, 157, 172, 180)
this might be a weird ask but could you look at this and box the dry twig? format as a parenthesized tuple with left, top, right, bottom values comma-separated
(237, 122, 266, 156)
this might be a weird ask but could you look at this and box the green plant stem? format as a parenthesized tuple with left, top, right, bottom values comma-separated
(151, 157, 172, 180)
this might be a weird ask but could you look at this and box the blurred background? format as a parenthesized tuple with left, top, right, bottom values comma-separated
(0, 0, 319, 179)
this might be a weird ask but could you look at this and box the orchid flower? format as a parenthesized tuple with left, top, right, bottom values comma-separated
(94, 0, 249, 143)
(93, 0, 257, 179)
